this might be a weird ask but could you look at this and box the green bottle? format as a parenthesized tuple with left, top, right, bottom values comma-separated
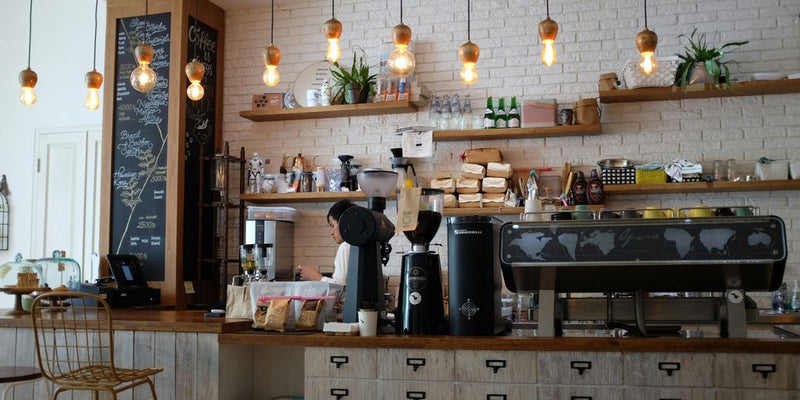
(508, 97, 520, 128)
(495, 98, 507, 128)
(483, 96, 495, 129)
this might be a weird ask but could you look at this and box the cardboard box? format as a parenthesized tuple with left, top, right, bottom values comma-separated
(252, 93, 283, 110)
(521, 99, 557, 127)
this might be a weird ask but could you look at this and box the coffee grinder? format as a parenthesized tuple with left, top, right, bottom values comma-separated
(338, 169, 397, 323)
(396, 188, 447, 334)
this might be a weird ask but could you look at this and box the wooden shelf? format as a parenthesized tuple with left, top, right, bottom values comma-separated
(599, 79, 800, 103)
(604, 179, 800, 195)
(444, 204, 605, 217)
(432, 124, 602, 141)
(239, 100, 424, 122)
(240, 191, 374, 204)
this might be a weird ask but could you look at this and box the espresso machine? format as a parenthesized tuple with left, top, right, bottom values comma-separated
(389, 148, 417, 189)
(339, 169, 397, 323)
(396, 188, 447, 334)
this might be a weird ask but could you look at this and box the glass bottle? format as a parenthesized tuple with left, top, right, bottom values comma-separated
(791, 280, 800, 311)
(462, 95, 473, 129)
(483, 96, 495, 129)
(495, 97, 508, 128)
(508, 96, 520, 128)
(587, 169, 604, 204)
(440, 94, 451, 130)
(524, 170, 542, 220)
(374, 61, 389, 103)
(571, 171, 589, 205)
(450, 94, 462, 130)
(429, 96, 441, 129)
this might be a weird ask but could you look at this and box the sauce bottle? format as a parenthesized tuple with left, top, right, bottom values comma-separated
(587, 169, 604, 204)
(571, 171, 588, 205)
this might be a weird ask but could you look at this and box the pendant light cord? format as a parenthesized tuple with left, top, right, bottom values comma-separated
(144, 0, 149, 43)
(192, 0, 198, 59)
(270, 0, 274, 44)
(92, 0, 99, 70)
(331, 0, 334, 18)
(644, 0, 648, 29)
(467, 0, 471, 41)
(26, 0, 33, 68)
(400, 0, 404, 25)
(545, 0, 550, 19)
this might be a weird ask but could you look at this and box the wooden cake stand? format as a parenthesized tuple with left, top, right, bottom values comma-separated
(0, 287, 51, 315)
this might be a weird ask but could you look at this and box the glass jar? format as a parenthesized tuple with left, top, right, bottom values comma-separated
(713, 160, 725, 181)
(239, 244, 256, 279)
(726, 159, 737, 182)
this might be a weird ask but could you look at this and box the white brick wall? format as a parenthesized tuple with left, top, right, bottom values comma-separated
(222, 0, 800, 304)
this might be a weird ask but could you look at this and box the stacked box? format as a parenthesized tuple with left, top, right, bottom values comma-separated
(600, 167, 635, 185)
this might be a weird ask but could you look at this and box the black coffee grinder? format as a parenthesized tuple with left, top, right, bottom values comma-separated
(339, 169, 397, 323)
(396, 188, 447, 334)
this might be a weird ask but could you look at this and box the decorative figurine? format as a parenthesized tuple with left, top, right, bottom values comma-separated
(320, 79, 331, 106)
(248, 153, 264, 193)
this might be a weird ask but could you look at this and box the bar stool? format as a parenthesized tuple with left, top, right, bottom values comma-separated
(0, 366, 48, 400)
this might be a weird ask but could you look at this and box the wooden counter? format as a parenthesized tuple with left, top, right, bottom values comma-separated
(0, 309, 251, 333)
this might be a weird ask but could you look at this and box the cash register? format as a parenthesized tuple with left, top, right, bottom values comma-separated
(79, 254, 160, 307)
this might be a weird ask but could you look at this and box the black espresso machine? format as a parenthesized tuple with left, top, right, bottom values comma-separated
(499, 213, 787, 338)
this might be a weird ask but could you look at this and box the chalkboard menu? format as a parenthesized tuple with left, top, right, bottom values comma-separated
(183, 16, 218, 282)
(110, 12, 171, 281)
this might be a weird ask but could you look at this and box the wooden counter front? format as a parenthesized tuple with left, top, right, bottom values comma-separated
(0, 309, 251, 333)
(219, 329, 800, 354)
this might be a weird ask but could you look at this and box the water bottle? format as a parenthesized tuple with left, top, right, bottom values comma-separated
(450, 94, 462, 130)
(429, 96, 441, 129)
(440, 94, 451, 130)
(524, 170, 542, 221)
(791, 280, 800, 311)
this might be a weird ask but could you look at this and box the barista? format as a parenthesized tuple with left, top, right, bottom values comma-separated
(296, 199, 355, 285)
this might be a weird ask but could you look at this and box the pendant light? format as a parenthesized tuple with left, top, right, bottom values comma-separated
(635, 0, 659, 75)
(85, 0, 103, 110)
(387, 0, 415, 77)
(538, 0, 558, 66)
(19, 0, 37, 106)
(185, 0, 205, 101)
(262, 0, 280, 86)
(323, 0, 342, 63)
(130, 0, 158, 93)
(458, 0, 479, 85)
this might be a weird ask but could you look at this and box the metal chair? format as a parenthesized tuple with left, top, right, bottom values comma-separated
(31, 292, 163, 400)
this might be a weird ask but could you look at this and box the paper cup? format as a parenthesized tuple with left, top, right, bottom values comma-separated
(357, 309, 378, 337)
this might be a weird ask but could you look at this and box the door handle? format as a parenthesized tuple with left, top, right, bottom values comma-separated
(752, 363, 776, 379)
(407, 357, 426, 372)
(406, 391, 426, 399)
(570, 397, 592, 400)
(487, 395, 507, 400)
(330, 388, 349, 399)
(486, 359, 507, 374)
(570, 360, 592, 375)
(658, 361, 681, 377)
(330, 356, 349, 368)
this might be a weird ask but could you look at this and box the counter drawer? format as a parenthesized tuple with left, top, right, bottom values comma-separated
(538, 385, 623, 400)
(305, 347, 377, 379)
(623, 352, 713, 387)
(378, 348, 454, 381)
(714, 353, 799, 389)
(624, 387, 715, 400)
(378, 380, 455, 400)
(538, 351, 623, 385)
(455, 350, 536, 384)
(456, 382, 537, 400)
(304, 377, 376, 400)
(715, 389, 800, 400)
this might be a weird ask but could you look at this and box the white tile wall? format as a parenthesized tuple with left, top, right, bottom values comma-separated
(222, 0, 800, 304)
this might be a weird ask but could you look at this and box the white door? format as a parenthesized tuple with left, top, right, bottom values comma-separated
(31, 127, 102, 283)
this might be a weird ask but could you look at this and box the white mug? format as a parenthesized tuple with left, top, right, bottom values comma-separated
(306, 89, 320, 107)
(357, 309, 378, 337)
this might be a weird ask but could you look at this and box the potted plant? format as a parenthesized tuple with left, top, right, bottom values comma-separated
(675, 28, 748, 88)
(330, 52, 376, 104)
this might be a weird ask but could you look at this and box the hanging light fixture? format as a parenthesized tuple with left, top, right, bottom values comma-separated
(538, 0, 558, 66)
(262, 0, 280, 86)
(85, 0, 103, 110)
(387, 0, 415, 77)
(635, 0, 659, 75)
(458, 0, 479, 85)
(185, 0, 205, 100)
(19, 0, 37, 106)
(130, 0, 158, 93)
(323, 0, 342, 63)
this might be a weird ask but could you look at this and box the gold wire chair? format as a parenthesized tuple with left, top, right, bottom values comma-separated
(31, 292, 163, 400)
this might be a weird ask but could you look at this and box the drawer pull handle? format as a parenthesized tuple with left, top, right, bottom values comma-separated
(330, 388, 349, 399)
(486, 359, 507, 374)
(487, 395, 507, 400)
(752, 363, 776, 379)
(406, 391, 426, 399)
(570, 360, 592, 375)
(330, 356, 349, 369)
(658, 361, 681, 377)
(570, 397, 592, 400)
(407, 358, 426, 372)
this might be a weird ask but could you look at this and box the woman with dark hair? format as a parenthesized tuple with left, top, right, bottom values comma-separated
(296, 199, 355, 285)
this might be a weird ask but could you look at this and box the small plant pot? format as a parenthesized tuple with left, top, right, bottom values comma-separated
(689, 63, 715, 85)
(344, 83, 362, 104)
